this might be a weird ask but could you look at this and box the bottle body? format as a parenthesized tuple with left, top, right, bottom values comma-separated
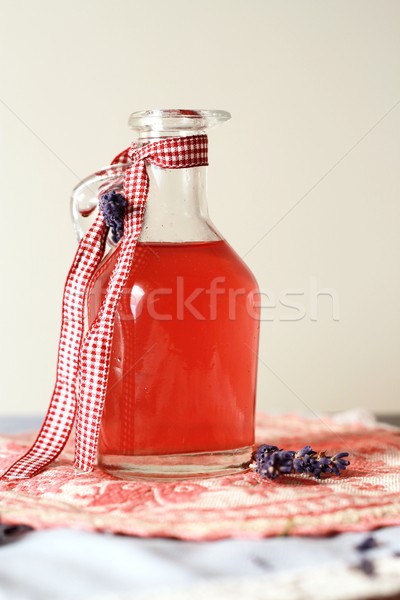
(72, 109, 261, 478)
(89, 238, 259, 477)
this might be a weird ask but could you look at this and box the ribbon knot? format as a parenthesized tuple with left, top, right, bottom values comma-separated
(2, 134, 208, 480)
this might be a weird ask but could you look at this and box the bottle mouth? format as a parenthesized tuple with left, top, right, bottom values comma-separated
(128, 109, 231, 139)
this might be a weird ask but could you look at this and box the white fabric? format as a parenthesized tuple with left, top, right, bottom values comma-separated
(1, 527, 400, 600)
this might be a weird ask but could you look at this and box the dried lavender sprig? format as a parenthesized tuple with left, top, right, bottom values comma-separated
(99, 190, 127, 243)
(355, 535, 380, 553)
(354, 557, 376, 577)
(253, 444, 350, 480)
(0, 524, 33, 546)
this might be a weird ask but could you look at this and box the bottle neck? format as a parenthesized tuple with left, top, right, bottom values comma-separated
(139, 158, 220, 244)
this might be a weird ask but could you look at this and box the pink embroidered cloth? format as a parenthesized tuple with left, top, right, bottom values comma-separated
(1, 412, 399, 540)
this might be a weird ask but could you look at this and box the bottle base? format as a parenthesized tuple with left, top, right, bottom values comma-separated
(98, 445, 254, 480)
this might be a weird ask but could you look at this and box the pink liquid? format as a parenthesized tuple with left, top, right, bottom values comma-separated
(88, 240, 260, 457)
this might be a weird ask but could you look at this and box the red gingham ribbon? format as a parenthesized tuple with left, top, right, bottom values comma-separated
(2, 135, 208, 480)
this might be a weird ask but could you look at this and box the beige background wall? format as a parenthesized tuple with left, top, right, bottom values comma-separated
(0, 0, 399, 416)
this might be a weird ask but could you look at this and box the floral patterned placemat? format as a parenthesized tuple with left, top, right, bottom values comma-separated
(1, 412, 399, 540)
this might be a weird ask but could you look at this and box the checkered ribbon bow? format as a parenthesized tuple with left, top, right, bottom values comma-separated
(2, 135, 208, 480)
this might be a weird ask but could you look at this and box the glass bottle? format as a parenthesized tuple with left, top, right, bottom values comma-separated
(71, 109, 260, 479)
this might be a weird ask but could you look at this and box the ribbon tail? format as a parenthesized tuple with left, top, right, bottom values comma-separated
(1, 215, 108, 480)
(74, 164, 148, 472)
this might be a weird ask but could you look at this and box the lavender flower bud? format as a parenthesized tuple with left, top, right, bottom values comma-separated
(255, 449, 294, 480)
(330, 451, 350, 475)
(99, 190, 127, 243)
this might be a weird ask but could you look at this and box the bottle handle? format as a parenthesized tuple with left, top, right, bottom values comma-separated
(70, 163, 128, 243)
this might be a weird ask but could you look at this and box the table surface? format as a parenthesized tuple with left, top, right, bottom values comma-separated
(1, 416, 400, 600)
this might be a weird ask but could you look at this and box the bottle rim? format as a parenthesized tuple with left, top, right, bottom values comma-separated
(128, 109, 231, 135)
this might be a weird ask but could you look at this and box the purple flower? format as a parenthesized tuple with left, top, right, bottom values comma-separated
(293, 446, 317, 475)
(255, 444, 280, 459)
(330, 452, 350, 475)
(296, 445, 313, 458)
(0, 524, 33, 546)
(292, 447, 350, 479)
(253, 444, 350, 481)
(99, 190, 127, 243)
(254, 446, 294, 480)
(356, 535, 379, 553)
(354, 558, 376, 576)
